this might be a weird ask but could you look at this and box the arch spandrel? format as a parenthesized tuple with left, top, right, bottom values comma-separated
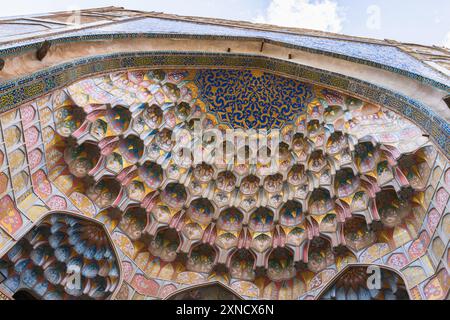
(0, 66, 448, 301)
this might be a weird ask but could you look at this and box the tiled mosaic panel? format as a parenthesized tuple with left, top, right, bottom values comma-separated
(0, 108, 34, 241)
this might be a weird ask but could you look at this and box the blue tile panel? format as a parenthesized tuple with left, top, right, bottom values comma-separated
(195, 69, 314, 129)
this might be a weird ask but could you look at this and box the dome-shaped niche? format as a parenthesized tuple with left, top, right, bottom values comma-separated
(53, 92, 86, 138)
(174, 102, 192, 122)
(249, 208, 274, 232)
(354, 142, 379, 173)
(398, 151, 432, 190)
(324, 105, 345, 123)
(291, 133, 309, 160)
(187, 244, 216, 274)
(162, 83, 180, 102)
(334, 168, 360, 198)
(213, 208, 243, 250)
(0, 213, 120, 300)
(217, 208, 244, 232)
(263, 174, 284, 193)
(280, 201, 304, 227)
(193, 163, 215, 183)
(187, 198, 215, 225)
(326, 131, 346, 155)
(308, 189, 334, 215)
(343, 217, 376, 251)
(267, 248, 296, 282)
(143, 104, 163, 129)
(319, 266, 409, 300)
(86, 178, 121, 209)
(118, 207, 148, 241)
(287, 164, 307, 186)
(375, 189, 411, 228)
(240, 175, 260, 195)
(149, 228, 180, 262)
(308, 150, 327, 172)
(105, 106, 131, 135)
(118, 135, 144, 164)
(216, 171, 237, 192)
(155, 128, 174, 152)
(307, 120, 321, 137)
(229, 249, 255, 281)
(307, 237, 335, 273)
(138, 161, 163, 189)
(64, 143, 100, 178)
(161, 183, 187, 209)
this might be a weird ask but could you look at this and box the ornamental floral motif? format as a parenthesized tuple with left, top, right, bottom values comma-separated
(196, 69, 314, 129)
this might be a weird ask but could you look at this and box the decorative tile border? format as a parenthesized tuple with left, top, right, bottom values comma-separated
(0, 51, 448, 156)
(0, 30, 449, 91)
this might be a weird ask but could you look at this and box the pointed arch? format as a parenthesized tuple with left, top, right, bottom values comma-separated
(165, 281, 244, 300)
(316, 264, 411, 300)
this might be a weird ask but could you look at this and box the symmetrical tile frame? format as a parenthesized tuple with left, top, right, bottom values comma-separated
(0, 30, 449, 90)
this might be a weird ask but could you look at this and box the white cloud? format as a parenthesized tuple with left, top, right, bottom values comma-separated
(255, 0, 344, 33)
(444, 31, 450, 48)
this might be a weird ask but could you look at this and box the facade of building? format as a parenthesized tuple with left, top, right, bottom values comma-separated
(0, 7, 448, 300)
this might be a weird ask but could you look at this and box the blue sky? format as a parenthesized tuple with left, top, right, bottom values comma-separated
(2, 0, 449, 47)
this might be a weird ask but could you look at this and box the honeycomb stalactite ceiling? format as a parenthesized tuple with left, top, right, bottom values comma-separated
(0, 213, 120, 300)
(52, 68, 433, 275)
(0, 67, 448, 300)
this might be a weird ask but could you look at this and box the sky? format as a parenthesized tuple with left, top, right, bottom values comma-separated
(1, 0, 449, 48)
